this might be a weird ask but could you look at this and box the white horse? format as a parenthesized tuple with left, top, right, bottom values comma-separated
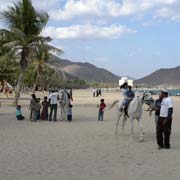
(110, 92, 152, 141)
(59, 89, 70, 121)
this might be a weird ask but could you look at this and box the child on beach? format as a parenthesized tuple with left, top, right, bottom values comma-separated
(98, 99, 106, 121)
(67, 104, 73, 121)
(16, 105, 25, 120)
(41, 96, 49, 120)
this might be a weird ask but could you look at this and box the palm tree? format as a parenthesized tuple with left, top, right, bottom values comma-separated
(31, 43, 63, 94)
(0, 0, 49, 105)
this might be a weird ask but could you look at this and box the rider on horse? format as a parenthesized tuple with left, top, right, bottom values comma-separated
(120, 83, 135, 117)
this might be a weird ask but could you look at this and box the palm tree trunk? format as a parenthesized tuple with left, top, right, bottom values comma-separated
(32, 68, 40, 94)
(14, 68, 25, 106)
(14, 48, 28, 106)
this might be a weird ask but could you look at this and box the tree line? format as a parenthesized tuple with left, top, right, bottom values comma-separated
(0, 0, 87, 105)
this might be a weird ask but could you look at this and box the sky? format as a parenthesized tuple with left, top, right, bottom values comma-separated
(0, 0, 180, 78)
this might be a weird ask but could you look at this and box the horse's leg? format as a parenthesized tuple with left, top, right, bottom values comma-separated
(63, 106, 66, 120)
(62, 104, 67, 121)
(60, 105, 64, 121)
(122, 116, 127, 135)
(115, 113, 122, 135)
(138, 118, 144, 142)
(60, 105, 62, 120)
(129, 117, 134, 141)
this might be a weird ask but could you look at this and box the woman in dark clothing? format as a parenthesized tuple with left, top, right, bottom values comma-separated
(41, 96, 49, 120)
(29, 94, 38, 122)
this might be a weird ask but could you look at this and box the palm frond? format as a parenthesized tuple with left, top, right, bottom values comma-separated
(3, 40, 21, 48)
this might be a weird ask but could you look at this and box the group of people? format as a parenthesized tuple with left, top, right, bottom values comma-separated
(115, 81, 174, 149)
(29, 94, 49, 121)
(97, 83, 135, 122)
(93, 88, 102, 97)
(16, 89, 73, 122)
(120, 82, 174, 149)
(15, 85, 174, 149)
(16, 94, 51, 121)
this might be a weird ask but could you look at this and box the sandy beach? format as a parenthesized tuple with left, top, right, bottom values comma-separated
(0, 89, 180, 180)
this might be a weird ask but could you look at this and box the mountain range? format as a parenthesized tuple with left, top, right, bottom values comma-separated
(49, 55, 120, 83)
(135, 66, 180, 88)
(49, 55, 180, 88)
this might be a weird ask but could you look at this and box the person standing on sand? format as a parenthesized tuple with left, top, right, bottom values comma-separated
(93, 88, 96, 97)
(29, 94, 38, 122)
(157, 90, 173, 149)
(41, 96, 49, 120)
(96, 88, 99, 97)
(98, 99, 106, 121)
(154, 92, 163, 126)
(67, 104, 73, 122)
(69, 88, 73, 101)
(36, 98, 41, 120)
(48, 90, 59, 121)
(99, 88, 102, 96)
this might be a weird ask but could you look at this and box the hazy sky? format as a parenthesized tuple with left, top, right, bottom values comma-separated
(1, 0, 180, 78)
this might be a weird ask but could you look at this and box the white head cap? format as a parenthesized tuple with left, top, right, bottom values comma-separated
(161, 89, 168, 93)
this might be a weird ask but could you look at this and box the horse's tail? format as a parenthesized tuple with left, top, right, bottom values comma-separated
(109, 100, 119, 110)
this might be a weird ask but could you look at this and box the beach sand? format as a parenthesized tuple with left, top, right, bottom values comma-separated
(0, 89, 180, 180)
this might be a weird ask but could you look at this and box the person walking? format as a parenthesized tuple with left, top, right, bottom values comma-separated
(157, 90, 173, 149)
(48, 90, 59, 121)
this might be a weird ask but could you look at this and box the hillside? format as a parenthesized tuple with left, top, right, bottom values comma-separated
(49, 55, 120, 83)
(135, 66, 180, 88)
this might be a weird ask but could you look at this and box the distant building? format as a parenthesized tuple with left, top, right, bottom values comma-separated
(119, 77, 133, 87)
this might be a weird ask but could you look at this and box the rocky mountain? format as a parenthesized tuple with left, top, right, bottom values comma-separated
(135, 66, 180, 88)
(49, 55, 120, 83)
